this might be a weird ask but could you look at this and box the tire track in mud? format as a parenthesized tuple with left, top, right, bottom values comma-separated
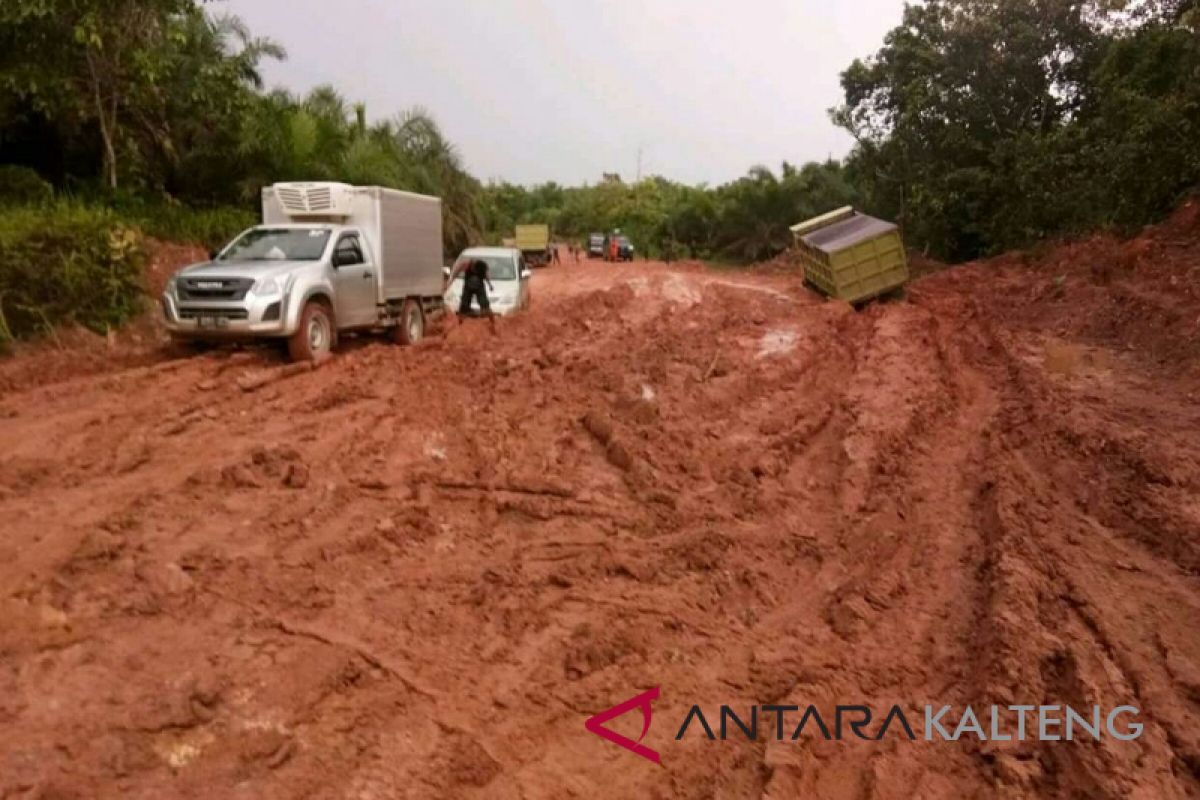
(753, 299, 1002, 798)
(958, 302, 1200, 798)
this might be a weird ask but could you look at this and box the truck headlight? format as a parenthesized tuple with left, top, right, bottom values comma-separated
(165, 275, 178, 296)
(254, 277, 281, 296)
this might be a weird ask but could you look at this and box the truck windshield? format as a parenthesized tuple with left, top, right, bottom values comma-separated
(455, 256, 516, 280)
(218, 228, 331, 262)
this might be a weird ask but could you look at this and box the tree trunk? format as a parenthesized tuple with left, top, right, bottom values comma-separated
(86, 50, 119, 190)
(99, 114, 118, 191)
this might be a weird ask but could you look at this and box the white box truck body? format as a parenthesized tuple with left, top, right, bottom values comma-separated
(261, 184, 444, 302)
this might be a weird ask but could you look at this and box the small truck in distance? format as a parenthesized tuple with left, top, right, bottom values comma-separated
(162, 182, 446, 362)
(515, 224, 552, 267)
(587, 232, 605, 258)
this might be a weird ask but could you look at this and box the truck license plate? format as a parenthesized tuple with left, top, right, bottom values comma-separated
(197, 316, 225, 329)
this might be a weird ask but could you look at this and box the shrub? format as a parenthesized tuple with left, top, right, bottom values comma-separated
(66, 190, 256, 246)
(0, 165, 54, 206)
(129, 203, 256, 248)
(0, 204, 146, 347)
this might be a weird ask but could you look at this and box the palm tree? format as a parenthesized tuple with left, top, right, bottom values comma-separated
(235, 93, 483, 254)
(207, 13, 285, 89)
(390, 108, 484, 254)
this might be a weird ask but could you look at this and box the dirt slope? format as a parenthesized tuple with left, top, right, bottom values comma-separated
(1, 214, 1198, 799)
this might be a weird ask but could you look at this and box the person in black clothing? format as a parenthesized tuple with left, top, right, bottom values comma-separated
(447, 258, 497, 331)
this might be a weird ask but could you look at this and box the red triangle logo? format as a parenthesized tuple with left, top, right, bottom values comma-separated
(585, 687, 662, 765)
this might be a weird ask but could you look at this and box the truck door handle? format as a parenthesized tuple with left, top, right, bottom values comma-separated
(362, 271, 373, 280)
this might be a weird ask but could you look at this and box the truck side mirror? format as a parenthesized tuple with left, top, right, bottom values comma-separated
(520, 269, 532, 280)
(209, 249, 219, 261)
(442, 266, 451, 278)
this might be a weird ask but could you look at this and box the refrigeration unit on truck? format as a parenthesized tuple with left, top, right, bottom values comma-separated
(515, 224, 552, 267)
(161, 182, 446, 362)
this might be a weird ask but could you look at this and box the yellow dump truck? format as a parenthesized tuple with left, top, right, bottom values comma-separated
(791, 207, 908, 304)
(515, 224, 552, 267)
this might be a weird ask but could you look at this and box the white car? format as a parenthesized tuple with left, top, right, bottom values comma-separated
(444, 247, 532, 317)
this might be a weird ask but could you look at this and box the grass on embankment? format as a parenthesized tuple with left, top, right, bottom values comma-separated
(0, 200, 253, 353)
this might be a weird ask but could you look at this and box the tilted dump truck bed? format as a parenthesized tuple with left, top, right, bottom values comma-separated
(791, 207, 909, 303)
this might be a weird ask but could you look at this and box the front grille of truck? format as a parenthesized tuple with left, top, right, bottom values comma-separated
(178, 307, 250, 321)
(177, 277, 254, 302)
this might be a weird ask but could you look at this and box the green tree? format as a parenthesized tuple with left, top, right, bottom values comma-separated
(833, 0, 1200, 260)
(0, 0, 192, 189)
(0, 0, 281, 197)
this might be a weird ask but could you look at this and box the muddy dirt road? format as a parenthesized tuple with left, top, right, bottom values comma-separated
(2, 215, 1199, 798)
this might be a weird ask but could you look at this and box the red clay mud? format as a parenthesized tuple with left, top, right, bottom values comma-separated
(1, 213, 1198, 798)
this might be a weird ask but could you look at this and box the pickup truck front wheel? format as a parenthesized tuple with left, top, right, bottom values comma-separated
(288, 301, 334, 362)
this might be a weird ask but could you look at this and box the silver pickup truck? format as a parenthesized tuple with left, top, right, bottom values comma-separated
(162, 182, 445, 361)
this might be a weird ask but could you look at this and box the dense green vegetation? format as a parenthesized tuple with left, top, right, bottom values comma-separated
(479, 161, 859, 262)
(0, 0, 482, 252)
(834, 0, 1200, 260)
(1, 0, 1197, 344)
(0, 203, 145, 348)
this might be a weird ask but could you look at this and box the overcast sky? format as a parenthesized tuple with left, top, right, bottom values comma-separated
(223, 0, 907, 187)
